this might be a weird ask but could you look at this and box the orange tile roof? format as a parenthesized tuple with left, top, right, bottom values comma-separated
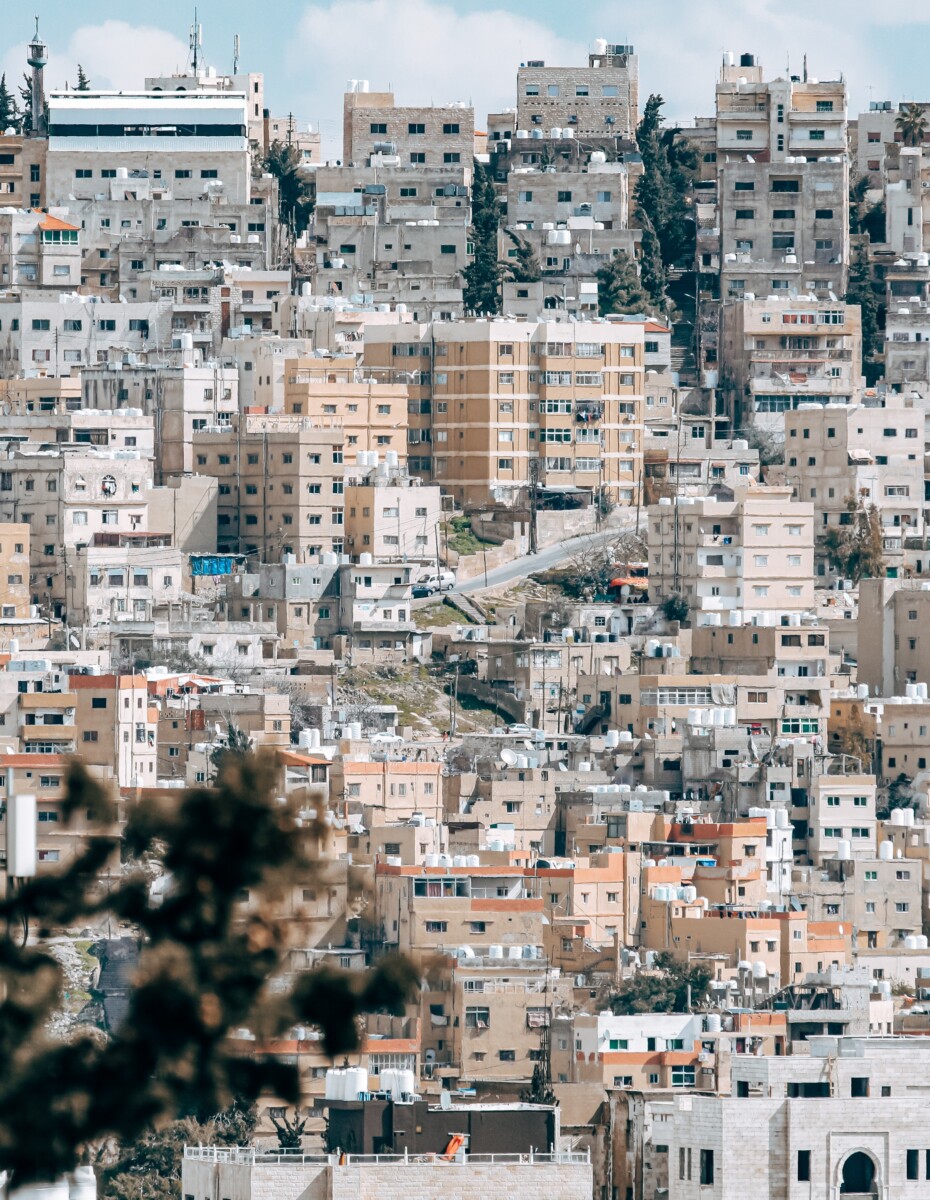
(35, 211, 80, 233)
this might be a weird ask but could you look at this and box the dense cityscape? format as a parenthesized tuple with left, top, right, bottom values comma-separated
(0, 12, 929, 1200)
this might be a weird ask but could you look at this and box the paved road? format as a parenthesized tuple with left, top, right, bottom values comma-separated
(453, 519, 639, 596)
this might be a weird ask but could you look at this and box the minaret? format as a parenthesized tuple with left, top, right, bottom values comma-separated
(26, 17, 48, 137)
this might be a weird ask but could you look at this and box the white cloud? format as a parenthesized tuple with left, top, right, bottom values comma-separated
(287, 0, 586, 155)
(2, 21, 188, 94)
(602, 0, 906, 125)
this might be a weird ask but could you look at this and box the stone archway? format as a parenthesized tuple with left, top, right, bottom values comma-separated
(839, 1150, 878, 1196)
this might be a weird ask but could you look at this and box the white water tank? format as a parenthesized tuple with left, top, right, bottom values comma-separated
(425, 853, 440, 867)
(681, 885, 698, 903)
(836, 840, 851, 861)
(466, 854, 480, 867)
(488, 944, 504, 959)
(604, 729, 620, 748)
(8, 792, 37, 878)
(752, 961, 767, 979)
(905, 935, 919, 949)
(879, 841, 893, 860)
(705, 1013, 722, 1033)
(776, 809, 790, 829)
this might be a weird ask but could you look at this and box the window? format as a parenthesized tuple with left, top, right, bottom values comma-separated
(424, 921, 447, 933)
(797, 1151, 811, 1182)
(700, 1150, 714, 1186)
(735, 208, 755, 220)
(464, 1007, 490, 1028)
(672, 1066, 695, 1087)
(907, 1149, 919, 1181)
(408, 122, 425, 135)
(370, 122, 387, 134)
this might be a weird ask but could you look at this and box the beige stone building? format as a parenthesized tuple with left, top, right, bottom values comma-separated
(364, 318, 645, 509)
(648, 486, 815, 617)
(0, 522, 31, 624)
(783, 399, 924, 575)
(343, 87, 474, 168)
(192, 413, 346, 561)
(515, 45, 639, 141)
(859, 579, 930, 697)
(283, 358, 408, 467)
(719, 296, 862, 436)
(806, 774, 877, 865)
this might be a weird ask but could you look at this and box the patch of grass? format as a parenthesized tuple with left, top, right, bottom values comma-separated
(414, 600, 473, 629)
(446, 516, 495, 556)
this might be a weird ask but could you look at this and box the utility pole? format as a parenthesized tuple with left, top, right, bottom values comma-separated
(528, 458, 539, 554)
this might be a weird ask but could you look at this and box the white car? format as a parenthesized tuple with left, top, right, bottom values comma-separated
(421, 570, 456, 593)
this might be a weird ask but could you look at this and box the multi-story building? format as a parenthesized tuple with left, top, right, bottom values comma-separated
(0, 209, 82, 291)
(0, 522, 32, 626)
(718, 295, 862, 435)
(648, 486, 815, 617)
(515, 43, 639, 141)
(364, 318, 645, 510)
(82, 362, 239, 481)
(192, 413, 346, 561)
(783, 398, 923, 574)
(344, 465, 442, 562)
(0, 292, 169, 379)
(714, 55, 849, 307)
(858, 578, 930, 696)
(283, 358, 409, 467)
(0, 444, 153, 616)
(44, 91, 253, 208)
(0, 132, 47, 210)
(342, 85, 474, 168)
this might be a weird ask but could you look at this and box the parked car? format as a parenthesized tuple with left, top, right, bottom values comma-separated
(412, 584, 432, 598)
(420, 570, 456, 593)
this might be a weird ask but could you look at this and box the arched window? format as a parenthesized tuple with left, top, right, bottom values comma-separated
(840, 1151, 876, 1196)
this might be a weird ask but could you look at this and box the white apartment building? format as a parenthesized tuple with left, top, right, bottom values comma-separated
(783, 399, 924, 573)
(0, 292, 169, 379)
(807, 775, 878, 865)
(45, 91, 252, 208)
(648, 486, 815, 617)
(0, 445, 153, 616)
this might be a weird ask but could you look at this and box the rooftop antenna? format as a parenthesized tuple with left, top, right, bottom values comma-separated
(190, 8, 202, 75)
(233, 33, 240, 75)
(803, 54, 808, 84)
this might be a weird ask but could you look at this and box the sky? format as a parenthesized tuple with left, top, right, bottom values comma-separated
(1, 0, 926, 155)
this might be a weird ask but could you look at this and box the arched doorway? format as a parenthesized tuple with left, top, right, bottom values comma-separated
(840, 1151, 877, 1196)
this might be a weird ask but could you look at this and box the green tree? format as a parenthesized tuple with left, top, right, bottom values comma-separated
(19, 73, 33, 134)
(264, 140, 313, 236)
(823, 494, 886, 582)
(504, 231, 541, 283)
(609, 953, 711, 1014)
(0, 757, 417, 1185)
(896, 103, 928, 148)
(638, 222, 667, 310)
(846, 241, 881, 386)
(75, 64, 91, 91)
(596, 252, 650, 316)
(269, 1108, 309, 1150)
(102, 1106, 256, 1200)
(0, 74, 20, 132)
(635, 95, 696, 271)
(209, 720, 253, 772)
(660, 593, 690, 625)
(878, 772, 917, 820)
(463, 159, 503, 314)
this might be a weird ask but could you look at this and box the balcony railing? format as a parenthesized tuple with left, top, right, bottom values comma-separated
(184, 1146, 590, 1167)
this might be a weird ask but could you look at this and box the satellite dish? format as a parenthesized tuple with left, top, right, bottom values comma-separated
(440, 1090, 452, 1110)
(500, 748, 518, 766)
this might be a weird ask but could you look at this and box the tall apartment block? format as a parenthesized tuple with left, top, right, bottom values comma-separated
(702, 55, 850, 402)
(363, 318, 644, 511)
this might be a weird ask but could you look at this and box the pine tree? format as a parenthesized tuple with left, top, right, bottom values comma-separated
(846, 241, 881, 386)
(596, 252, 650, 316)
(634, 94, 696, 271)
(505, 231, 540, 283)
(75, 64, 90, 91)
(463, 159, 502, 314)
(638, 223, 667, 310)
(19, 73, 33, 134)
(0, 74, 20, 133)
